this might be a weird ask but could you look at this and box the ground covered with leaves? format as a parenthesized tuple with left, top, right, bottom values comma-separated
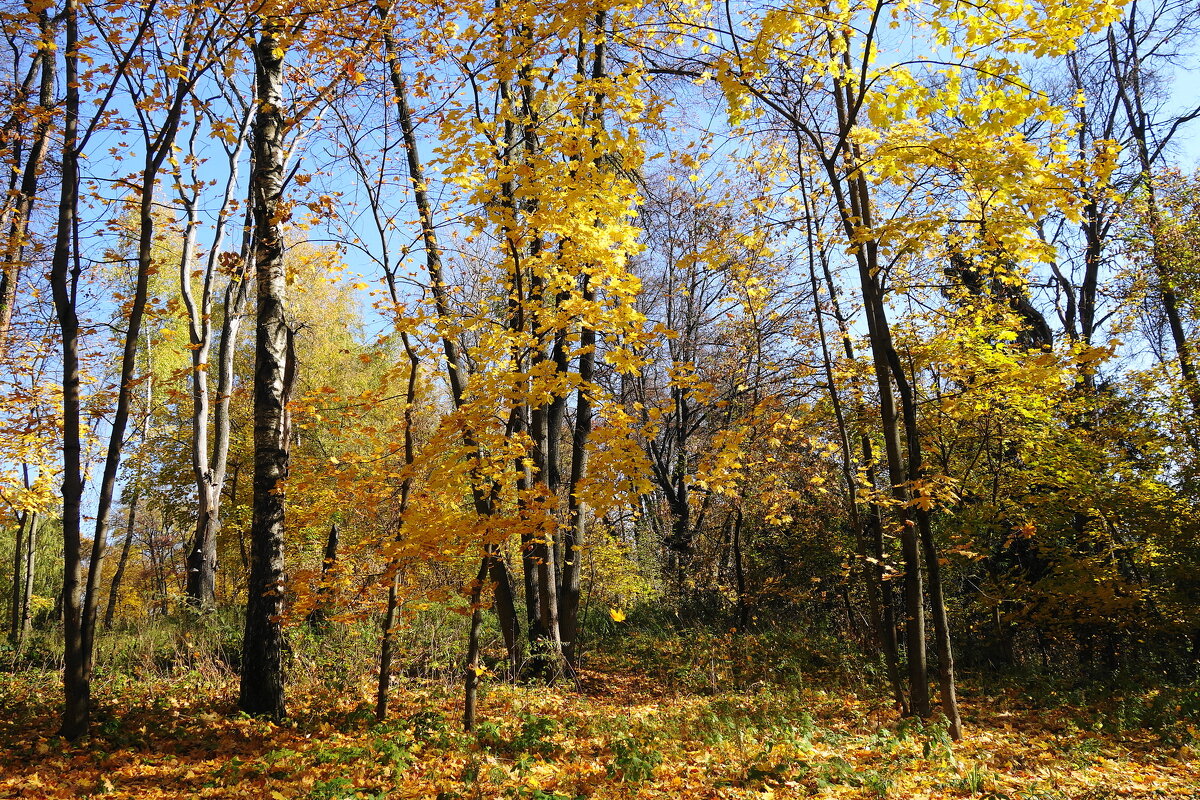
(2, 634, 1199, 800)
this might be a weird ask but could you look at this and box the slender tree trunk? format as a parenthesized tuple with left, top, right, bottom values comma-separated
(239, 22, 290, 720)
(802, 182, 906, 711)
(1107, 25, 1200, 433)
(529, 367, 564, 676)
(216, 310, 252, 587)
(558, 12, 606, 670)
(50, 0, 88, 740)
(1078, 202, 1102, 351)
(463, 559, 488, 731)
(526, 268, 564, 673)
(511, 54, 564, 675)
(376, 335, 419, 721)
(51, 0, 181, 739)
(88, 1, 191, 648)
(486, 544, 522, 677)
(306, 521, 339, 629)
(0, 9, 54, 358)
(381, 18, 522, 682)
(916, 509, 962, 738)
(795, 35, 943, 725)
(884, 320, 962, 737)
(858, 259, 929, 718)
(183, 103, 254, 607)
(213, 193, 255, 581)
(376, 566, 403, 720)
(181, 193, 219, 608)
(560, 271, 594, 667)
(731, 509, 749, 630)
(104, 495, 138, 630)
(19, 511, 36, 642)
(10, 511, 27, 644)
(826, 157, 929, 718)
(871, 508, 906, 711)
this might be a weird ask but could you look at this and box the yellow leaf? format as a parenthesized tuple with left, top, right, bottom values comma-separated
(609, 608, 626, 622)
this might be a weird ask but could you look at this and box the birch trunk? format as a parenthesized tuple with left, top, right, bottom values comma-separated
(239, 23, 290, 720)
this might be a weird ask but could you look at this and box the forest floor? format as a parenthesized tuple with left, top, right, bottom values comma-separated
(2, 644, 1199, 800)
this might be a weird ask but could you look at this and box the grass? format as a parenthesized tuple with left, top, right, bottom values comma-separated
(1, 614, 1199, 798)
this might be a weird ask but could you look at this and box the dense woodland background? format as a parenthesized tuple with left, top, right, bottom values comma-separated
(2, 0, 1200, 793)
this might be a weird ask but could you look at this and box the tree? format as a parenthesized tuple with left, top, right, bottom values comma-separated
(695, 0, 1131, 736)
(239, 17, 291, 720)
(178, 84, 256, 607)
(0, 2, 55, 359)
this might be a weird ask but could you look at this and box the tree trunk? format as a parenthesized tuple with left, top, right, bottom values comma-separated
(19, 513, 36, 638)
(50, 0, 88, 740)
(804, 197, 907, 711)
(182, 102, 254, 607)
(376, 335, 419, 721)
(916, 509, 962, 738)
(182, 194, 219, 608)
(825, 154, 929, 718)
(213, 195, 255, 583)
(463, 559, 488, 731)
(529, 387, 564, 676)
(558, 14, 606, 667)
(380, 18, 522, 682)
(1106, 24, 1200, 435)
(10, 511, 27, 644)
(560, 272, 594, 668)
(104, 496, 138, 630)
(857, 256, 930, 719)
(815, 65, 935, 716)
(486, 543, 522, 677)
(239, 23, 290, 721)
(525, 267, 564, 673)
(19, 511, 36, 642)
(0, 9, 54, 359)
(305, 521, 339, 629)
(50, 0, 183, 739)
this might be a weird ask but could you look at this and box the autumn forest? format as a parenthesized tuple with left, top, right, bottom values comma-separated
(1, 0, 1200, 796)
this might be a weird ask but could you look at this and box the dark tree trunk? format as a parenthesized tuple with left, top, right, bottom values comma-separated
(239, 23, 290, 721)
(380, 18, 522, 682)
(0, 9, 54, 358)
(731, 509, 749, 630)
(486, 543, 522, 677)
(376, 336, 418, 721)
(104, 496, 138, 630)
(817, 135, 930, 719)
(48, 0, 91, 741)
(306, 521, 339, 629)
(51, 0, 183, 739)
(9, 511, 27, 644)
(526, 270, 564, 675)
(884, 323, 962, 737)
(558, 13, 606, 670)
(463, 559, 488, 731)
(916, 508, 962, 738)
(804, 204, 907, 711)
(854, 242, 930, 720)
(813, 67, 937, 719)
(1106, 24, 1200, 435)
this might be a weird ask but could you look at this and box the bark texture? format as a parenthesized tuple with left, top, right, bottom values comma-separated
(239, 24, 290, 721)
